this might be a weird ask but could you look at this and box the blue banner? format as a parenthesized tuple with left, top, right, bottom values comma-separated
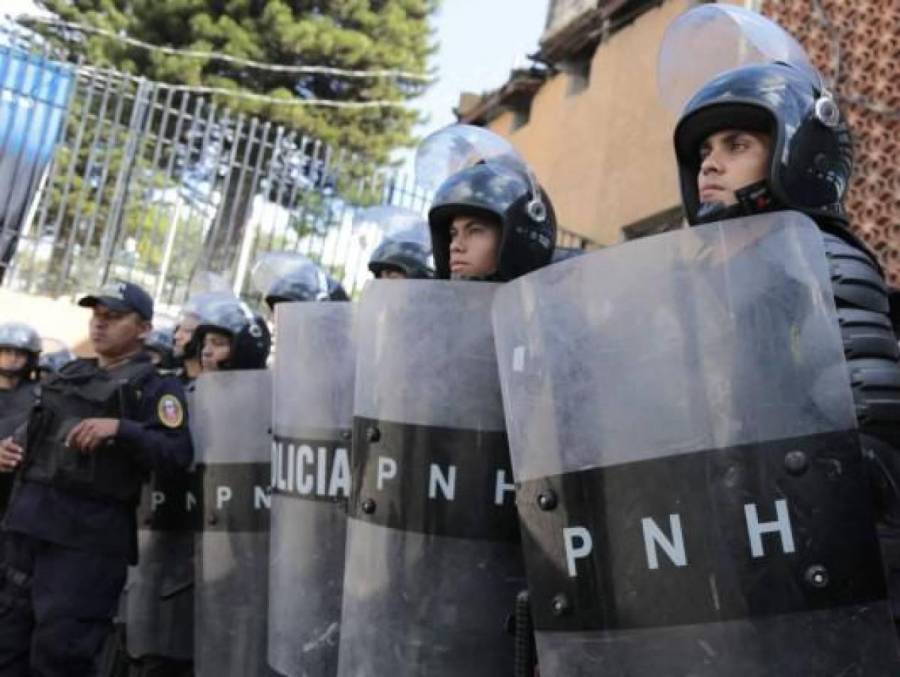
(0, 44, 74, 274)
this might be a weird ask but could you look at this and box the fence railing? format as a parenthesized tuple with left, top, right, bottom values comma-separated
(0, 19, 592, 309)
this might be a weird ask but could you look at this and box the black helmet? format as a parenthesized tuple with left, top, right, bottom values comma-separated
(38, 348, 75, 374)
(176, 292, 229, 361)
(0, 322, 41, 379)
(368, 239, 433, 279)
(674, 62, 853, 229)
(265, 272, 330, 308)
(356, 206, 434, 280)
(327, 276, 350, 301)
(428, 162, 556, 281)
(251, 252, 335, 310)
(192, 297, 271, 370)
(144, 327, 176, 368)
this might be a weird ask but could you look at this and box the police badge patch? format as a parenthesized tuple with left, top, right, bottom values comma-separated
(157, 394, 184, 428)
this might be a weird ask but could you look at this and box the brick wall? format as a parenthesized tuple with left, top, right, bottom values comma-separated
(762, 0, 899, 285)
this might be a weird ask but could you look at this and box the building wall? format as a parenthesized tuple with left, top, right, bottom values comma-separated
(760, 0, 899, 285)
(483, 0, 694, 245)
(478, 0, 897, 281)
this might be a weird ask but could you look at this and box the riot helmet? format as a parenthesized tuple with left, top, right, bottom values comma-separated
(37, 338, 75, 375)
(144, 327, 175, 368)
(251, 252, 334, 310)
(175, 291, 227, 361)
(0, 322, 41, 380)
(354, 206, 434, 279)
(193, 295, 271, 371)
(418, 125, 556, 281)
(327, 276, 351, 301)
(660, 6, 853, 230)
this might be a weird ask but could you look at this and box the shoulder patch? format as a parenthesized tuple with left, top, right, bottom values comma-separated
(157, 394, 185, 429)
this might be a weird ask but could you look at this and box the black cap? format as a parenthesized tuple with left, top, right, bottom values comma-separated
(79, 281, 154, 321)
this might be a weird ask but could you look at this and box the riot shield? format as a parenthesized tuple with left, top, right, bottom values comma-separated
(337, 280, 525, 676)
(125, 461, 200, 661)
(491, 211, 900, 675)
(268, 302, 356, 676)
(191, 369, 276, 677)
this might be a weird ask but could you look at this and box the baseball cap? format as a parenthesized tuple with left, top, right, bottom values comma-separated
(78, 281, 154, 321)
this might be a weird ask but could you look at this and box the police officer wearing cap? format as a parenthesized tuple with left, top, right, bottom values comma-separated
(0, 281, 192, 676)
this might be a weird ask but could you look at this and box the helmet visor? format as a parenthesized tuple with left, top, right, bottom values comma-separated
(657, 4, 819, 113)
(251, 252, 329, 300)
(415, 124, 548, 222)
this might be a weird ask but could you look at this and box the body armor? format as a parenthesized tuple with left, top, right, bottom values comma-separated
(23, 359, 155, 503)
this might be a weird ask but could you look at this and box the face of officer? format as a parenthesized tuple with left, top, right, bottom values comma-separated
(0, 348, 28, 388)
(200, 331, 232, 372)
(376, 268, 407, 280)
(449, 214, 501, 280)
(173, 314, 199, 358)
(89, 305, 150, 365)
(697, 129, 771, 207)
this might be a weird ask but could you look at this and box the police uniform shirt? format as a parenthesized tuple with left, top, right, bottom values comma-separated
(3, 353, 192, 563)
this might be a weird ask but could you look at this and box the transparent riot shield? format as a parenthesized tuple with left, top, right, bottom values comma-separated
(268, 303, 356, 676)
(191, 369, 276, 677)
(337, 280, 525, 676)
(491, 212, 900, 675)
(125, 457, 200, 661)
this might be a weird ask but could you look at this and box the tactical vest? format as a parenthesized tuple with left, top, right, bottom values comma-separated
(23, 358, 156, 504)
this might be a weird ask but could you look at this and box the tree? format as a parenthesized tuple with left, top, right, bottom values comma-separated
(33, 0, 436, 164)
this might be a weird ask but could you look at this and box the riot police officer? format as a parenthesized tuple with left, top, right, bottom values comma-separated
(0, 322, 40, 517)
(337, 126, 557, 677)
(0, 281, 192, 676)
(0, 322, 40, 431)
(664, 0, 900, 643)
(172, 294, 215, 383)
(669, 4, 900, 558)
(124, 300, 231, 677)
(355, 206, 435, 280)
(188, 295, 273, 676)
(192, 296, 271, 371)
(253, 251, 348, 311)
(426, 147, 556, 281)
(38, 338, 75, 375)
(143, 327, 175, 370)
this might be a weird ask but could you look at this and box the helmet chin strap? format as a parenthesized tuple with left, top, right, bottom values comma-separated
(695, 180, 777, 225)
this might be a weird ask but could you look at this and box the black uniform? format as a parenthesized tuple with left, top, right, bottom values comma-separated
(673, 53, 900, 630)
(0, 381, 37, 515)
(0, 352, 192, 677)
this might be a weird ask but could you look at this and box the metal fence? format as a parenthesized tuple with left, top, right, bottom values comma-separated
(0, 19, 592, 308)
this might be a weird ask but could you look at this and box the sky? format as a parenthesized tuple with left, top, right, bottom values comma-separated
(412, 0, 549, 136)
